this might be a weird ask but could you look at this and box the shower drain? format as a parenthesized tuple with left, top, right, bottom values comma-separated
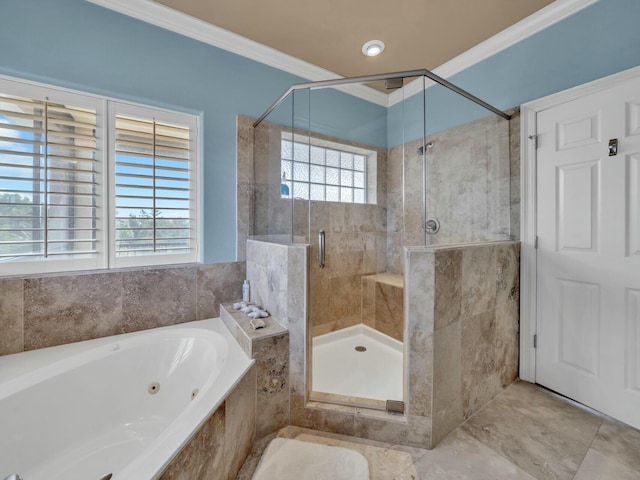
(355, 346, 367, 352)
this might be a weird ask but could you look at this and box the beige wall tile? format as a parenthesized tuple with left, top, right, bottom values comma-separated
(256, 348, 290, 438)
(461, 245, 497, 318)
(24, 272, 123, 350)
(223, 365, 257, 479)
(434, 249, 462, 331)
(196, 261, 245, 319)
(354, 412, 431, 448)
(158, 403, 225, 480)
(0, 278, 23, 355)
(374, 281, 403, 341)
(122, 266, 196, 333)
(290, 394, 356, 436)
(408, 329, 433, 418)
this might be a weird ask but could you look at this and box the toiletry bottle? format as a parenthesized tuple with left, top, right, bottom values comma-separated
(242, 280, 250, 302)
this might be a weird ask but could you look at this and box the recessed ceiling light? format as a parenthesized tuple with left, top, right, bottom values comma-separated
(362, 40, 385, 57)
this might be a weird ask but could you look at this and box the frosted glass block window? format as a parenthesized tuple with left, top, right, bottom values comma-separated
(281, 137, 368, 204)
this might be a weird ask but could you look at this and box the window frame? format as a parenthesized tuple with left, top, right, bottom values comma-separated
(0, 74, 201, 276)
(280, 131, 377, 205)
(108, 101, 200, 269)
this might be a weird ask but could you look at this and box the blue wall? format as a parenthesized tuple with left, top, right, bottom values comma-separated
(2, 0, 640, 260)
(387, 0, 640, 146)
(0, 0, 386, 263)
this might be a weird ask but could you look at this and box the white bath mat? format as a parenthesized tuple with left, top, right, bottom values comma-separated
(252, 437, 370, 480)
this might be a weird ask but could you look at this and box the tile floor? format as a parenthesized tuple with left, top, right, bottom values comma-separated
(236, 380, 640, 480)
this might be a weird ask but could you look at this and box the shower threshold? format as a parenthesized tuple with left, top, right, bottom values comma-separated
(311, 324, 403, 406)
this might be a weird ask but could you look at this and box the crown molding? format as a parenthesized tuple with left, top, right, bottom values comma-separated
(87, 0, 596, 109)
(387, 0, 599, 107)
(85, 0, 389, 106)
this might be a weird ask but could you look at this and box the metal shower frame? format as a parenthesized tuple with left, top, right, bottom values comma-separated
(253, 68, 510, 127)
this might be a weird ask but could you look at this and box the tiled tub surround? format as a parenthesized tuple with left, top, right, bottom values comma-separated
(220, 302, 290, 439)
(160, 363, 256, 480)
(0, 261, 246, 356)
(0, 319, 256, 480)
(245, 239, 306, 436)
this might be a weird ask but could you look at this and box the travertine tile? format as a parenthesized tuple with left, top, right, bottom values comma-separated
(361, 276, 376, 327)
(591, 417, 640, 472)
(122, 266, 196, 332)
(24, 272, 122, 350)
(461, 309, 497, 417)
(223, 365, 256, 479)
(354, 412, 431, 448)
(288, 315, 306, 395)
(290, 395, 356, 436)
(497, 381, 604, 445)
(462, 392, 590, 480)
(159, 403, 225, 480)
(256, 351, 289, 438)
(405, 248, 435, 334)
(432, 321, 462, 445)
(196, 261, 245, 319)
(573, 448, 640, 480)
(495, 300, 519, 387)
(286, 246, 307, 319)
(495, 243, 519, 306)
(434, 249, 462, 331)
(374, 281, 403, 341)
(408, 329, 432, 417)
(329, 274, 361, 325)
(0, 278, 23, 355)
(398, 429, 536, 480)
(235, 432, 277, 480)
(461, 245, 497, 318)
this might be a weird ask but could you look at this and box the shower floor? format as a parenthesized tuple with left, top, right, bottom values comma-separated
(312, 324, 403, 402)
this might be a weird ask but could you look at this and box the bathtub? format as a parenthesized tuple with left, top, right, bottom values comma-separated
(0, 318, 254, 480)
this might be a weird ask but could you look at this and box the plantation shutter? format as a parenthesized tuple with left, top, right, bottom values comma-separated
(0, 93, 99, 263)
(114, 112, 195, 261)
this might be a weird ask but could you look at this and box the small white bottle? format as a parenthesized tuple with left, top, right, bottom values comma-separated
(242, 280, 250, 302)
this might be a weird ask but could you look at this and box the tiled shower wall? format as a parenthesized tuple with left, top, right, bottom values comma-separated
(238, 116, 390, 337)
(387, 109, 520, 273)
(0, 262, 245, 356)
(245, 238, 519, 450)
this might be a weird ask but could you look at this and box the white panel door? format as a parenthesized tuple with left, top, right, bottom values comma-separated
(536, 76, 640, 429)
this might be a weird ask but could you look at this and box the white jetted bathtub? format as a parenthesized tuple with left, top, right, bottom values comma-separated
(0, 318, 254, 480)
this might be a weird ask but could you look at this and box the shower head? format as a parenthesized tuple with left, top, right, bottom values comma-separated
(416, 141, 434, 156)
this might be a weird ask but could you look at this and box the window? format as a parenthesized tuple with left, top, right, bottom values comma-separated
(111, 104, 198, 269)
(280, 134, 373, 204)
(0, 76, 199, 275)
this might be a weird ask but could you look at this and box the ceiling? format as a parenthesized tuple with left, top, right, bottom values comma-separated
(155, 0, 554, 91)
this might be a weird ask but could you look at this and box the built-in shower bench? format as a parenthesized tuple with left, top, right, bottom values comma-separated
(361, 273, 404, 342)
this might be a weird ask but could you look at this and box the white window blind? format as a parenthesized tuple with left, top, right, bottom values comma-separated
(113, 110, 197, 264)
(0, 75, 200, 275)
(0, 93, 99, 265)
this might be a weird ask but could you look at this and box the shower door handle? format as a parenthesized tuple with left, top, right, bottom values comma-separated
(319, 230, 325, 268)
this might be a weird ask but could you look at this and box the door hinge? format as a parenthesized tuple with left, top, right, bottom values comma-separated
(534, 236, 539, 249)
(533, 334, 537, 349)
(528, 134, 539, 149)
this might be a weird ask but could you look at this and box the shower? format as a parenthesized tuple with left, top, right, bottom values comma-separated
(243, 67, 515, 447)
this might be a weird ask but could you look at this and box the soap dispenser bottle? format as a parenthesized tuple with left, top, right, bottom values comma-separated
(242, 280, 250, 302)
